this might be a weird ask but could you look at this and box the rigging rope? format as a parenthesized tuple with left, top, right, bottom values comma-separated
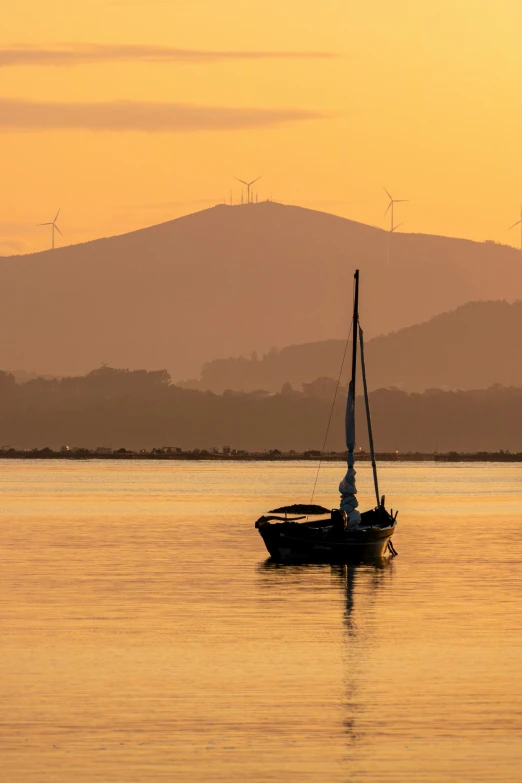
(359, 326, 380, 508)
(309, 318, 353, 506)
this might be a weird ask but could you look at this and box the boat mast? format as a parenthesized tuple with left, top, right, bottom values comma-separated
(359, 327, 380, 508)
(351, 270, 359, 397)
(339, 270, 361, 523)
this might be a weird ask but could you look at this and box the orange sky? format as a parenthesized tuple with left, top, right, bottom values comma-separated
(1, 0, 521, 255)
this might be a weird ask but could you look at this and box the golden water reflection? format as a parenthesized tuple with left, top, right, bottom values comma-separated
(1, 460, 522, 782)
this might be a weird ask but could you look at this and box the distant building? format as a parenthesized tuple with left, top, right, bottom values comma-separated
(223, 446, 231, 455)
(95, 447, 113, 455)
(60, 445, 70, 452)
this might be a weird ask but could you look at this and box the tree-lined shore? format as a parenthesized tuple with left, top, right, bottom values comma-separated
(1, 366, 522, 454)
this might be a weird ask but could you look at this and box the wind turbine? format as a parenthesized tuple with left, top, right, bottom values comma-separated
(384, 188, 408, 232)
(37, 208, 63, 249)
(508, 205, 522, 251)
(234, 176, 261, 204)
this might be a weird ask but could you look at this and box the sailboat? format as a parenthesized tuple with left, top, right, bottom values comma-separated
(255, 270, 398, 562)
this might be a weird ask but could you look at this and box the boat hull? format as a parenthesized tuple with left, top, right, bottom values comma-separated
(257, 520, 395, 563)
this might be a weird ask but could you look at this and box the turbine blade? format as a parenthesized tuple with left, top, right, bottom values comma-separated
(509, 220, 522, 229)
(384, 203, 391, 216)
(234, 178, 247, 186)
(55, 225, 63, 237)
(384, 187, 392, 200)
(37, 222, 52, 226)
(394, 199, 409, 203)
(391, 222, 403, 232)
(54, 207, 61, 222)
(249, 176, 262, 186)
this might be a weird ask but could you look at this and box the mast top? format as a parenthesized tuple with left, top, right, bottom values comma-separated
(351, 270, 360, 394)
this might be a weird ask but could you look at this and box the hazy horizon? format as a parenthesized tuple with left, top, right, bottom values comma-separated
(6, 297, 522, 397)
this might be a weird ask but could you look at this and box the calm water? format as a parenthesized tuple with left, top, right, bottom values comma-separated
(1, 460, 522, 782)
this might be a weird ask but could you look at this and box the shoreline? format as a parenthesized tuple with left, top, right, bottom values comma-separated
(0, 451, 521, 463)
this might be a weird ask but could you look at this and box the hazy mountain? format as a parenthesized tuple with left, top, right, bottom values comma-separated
(1, 202, 521, 379)
(0, 367, 520, 453)
(181, 300, 522, 393)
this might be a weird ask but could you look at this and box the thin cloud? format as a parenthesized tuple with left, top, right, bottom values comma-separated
(0, 44, 337, 67)
(0, 99, 327, 132)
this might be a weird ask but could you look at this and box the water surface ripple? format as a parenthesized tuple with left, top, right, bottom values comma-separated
(1, 460, 521, 782)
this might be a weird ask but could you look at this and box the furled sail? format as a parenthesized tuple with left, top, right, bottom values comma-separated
(339, 268, 361, 526)
(339, 378, 361, 525)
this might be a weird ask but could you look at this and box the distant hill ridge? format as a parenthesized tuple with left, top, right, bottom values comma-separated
(1, 202, 521, 378)
(179, 299, 522, 393)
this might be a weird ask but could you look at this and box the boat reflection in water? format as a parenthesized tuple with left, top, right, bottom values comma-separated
(257, 558, 394, 754)
(332, 561, 394, 748)
(257, 558, 393, 618)
(336, 560, 393, 630)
